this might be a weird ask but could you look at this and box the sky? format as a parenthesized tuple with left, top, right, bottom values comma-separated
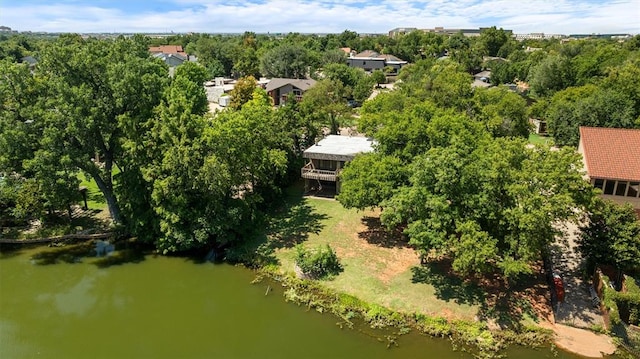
(1, 0, 639, 35)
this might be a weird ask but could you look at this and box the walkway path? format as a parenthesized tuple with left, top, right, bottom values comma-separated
(545, 221, 616, 358)
(551, 222, 604, 328)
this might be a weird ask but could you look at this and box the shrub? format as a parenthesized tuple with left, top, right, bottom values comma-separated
(295, 244, 343, 279)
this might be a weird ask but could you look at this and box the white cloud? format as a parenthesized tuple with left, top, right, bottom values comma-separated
(0, 0, 638, 34)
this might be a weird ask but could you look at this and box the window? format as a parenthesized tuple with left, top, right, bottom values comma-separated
(604, 180, 615, 195)
(628, 182, 640, 198)
(593, 178, 604, 190)
(615, 181, 627, 196)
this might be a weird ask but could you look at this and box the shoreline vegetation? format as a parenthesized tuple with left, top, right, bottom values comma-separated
(254, 267, 554, 358)
(0, 186, 621, 358)
(231, 188, 560, 358)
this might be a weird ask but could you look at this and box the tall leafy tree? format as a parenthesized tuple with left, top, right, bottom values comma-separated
(260, 44, 309, 79)
(579, 199, 640, 274)
(472, 87, 529, 138)
(337, 153, 408, 210)
(379, 133, 594, 279)
(229, 76, 258, 110)
(24, 35, 168, 223)
(299, 79, 351, 135)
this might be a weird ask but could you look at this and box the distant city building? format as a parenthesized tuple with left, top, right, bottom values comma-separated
(514, 33, 565, 41)
(388, 27, 418, 37)
(388, 27, 512, 38)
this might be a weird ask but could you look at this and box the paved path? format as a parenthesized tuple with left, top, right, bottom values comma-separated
(551, 222, 604, 328)
(541, 322, 616, 358)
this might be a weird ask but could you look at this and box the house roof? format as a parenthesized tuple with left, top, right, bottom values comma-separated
(21, 56, 37, 65)
(355, 50, 380, 58)
(303, 135, 375, 160)
(579, 126, 640, 182)
(265, 78, 316, 92)
(377, 54, 404, 62)
(149, 45, 185, 54)
(473, 70, 491, 79)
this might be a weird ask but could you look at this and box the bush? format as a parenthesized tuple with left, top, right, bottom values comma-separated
(295, 244, 343, 279)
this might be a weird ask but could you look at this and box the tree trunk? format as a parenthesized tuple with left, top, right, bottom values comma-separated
(91, 168, 122, 224)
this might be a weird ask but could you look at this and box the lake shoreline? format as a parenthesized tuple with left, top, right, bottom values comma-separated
(254, 265, 555, 358)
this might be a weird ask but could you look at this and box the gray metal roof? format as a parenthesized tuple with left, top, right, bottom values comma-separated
(265, 78, 316, 92)
(303, 135, 375, 160)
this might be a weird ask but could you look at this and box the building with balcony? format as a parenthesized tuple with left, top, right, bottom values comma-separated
(578, 126, 640, 214)
(301, 135, 375, 195)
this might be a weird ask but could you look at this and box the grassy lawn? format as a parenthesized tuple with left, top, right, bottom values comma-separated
(269, 187, 481, 321)
(528, 133, 552, 146)
(77, 173, 107, 210)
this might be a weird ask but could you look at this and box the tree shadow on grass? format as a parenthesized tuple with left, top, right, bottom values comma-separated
(411, 258, 550, 330)
(410, 259, 486, 306)
(358, 216, 410, 248)
(223, 186, 328, 267)
(265, 196, 328, 250)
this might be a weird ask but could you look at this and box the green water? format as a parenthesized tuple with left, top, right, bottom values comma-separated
(0, 243, 584, 359)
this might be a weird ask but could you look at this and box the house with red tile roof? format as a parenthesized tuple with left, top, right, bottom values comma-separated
(578, 126, 640, 211)
(149, 45, 185, 55)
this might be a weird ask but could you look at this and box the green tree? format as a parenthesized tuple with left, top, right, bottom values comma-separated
(371, 70, 386, 86)
(229, 76, 258, 110)
(174, 61, 210, 85)
(337, 153, 407, 210)
(299, 79, 351, 135)
(321, 48, 347, 65)
(20, 35, 168, 223)
(478, 26, 511, 57)
(546, 85, 636, 146)
(472, 87, 529, 138)
(579, 199, 640, 273)
(528, 54, 575, 97)
(260, 44, 309, 79)
(380, 135, 594, 279)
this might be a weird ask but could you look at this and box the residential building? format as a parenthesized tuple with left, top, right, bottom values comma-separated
(578, 126, 640, 210)
(301, 135, 376, 195)
(21, 56, 38, 71)
(530, 119, 547, 135)
(346, 50, 407, 74)
(265, 78, 316, 106)
(149, 45, 185, 55)
(149, 45, 193, 74)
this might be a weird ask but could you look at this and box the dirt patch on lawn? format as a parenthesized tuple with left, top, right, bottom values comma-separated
(354, 215, 419, 284)
(331, 212, 419, 284)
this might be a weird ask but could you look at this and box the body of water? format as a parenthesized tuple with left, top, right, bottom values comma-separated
(0, 243, 585, 358)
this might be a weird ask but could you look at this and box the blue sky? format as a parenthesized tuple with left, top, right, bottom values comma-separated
(1, 0, 638, 34)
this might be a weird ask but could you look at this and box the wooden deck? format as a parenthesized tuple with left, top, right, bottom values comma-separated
(301, 168, 337, 182)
